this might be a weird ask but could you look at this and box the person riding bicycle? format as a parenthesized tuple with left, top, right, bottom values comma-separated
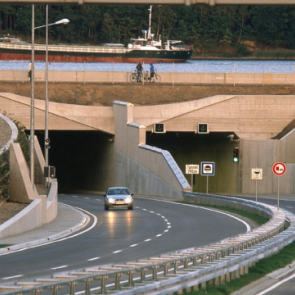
(150, 63, 155, 82)
(136, 62, 143, 82)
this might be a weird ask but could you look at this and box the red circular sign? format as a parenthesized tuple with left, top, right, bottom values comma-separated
(272, 162, 286, 176)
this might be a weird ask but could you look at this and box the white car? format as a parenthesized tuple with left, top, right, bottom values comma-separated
(104, 187, 133, 211)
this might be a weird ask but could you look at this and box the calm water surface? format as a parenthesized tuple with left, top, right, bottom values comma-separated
(1, 59, 295, 73)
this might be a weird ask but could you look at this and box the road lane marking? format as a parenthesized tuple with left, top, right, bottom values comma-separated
(51, 265, 67, 270)
(130, 244, 138, 247)
(113, 250, 122, 254)
(0, 205, 97, 256)
(256, 272, 295, 294)
(88, 257, 100, 261)
(2, 275, 23, 280)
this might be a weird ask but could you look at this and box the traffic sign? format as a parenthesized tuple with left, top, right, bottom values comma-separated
(153, 123, 165, 133)
(197, 123, 209, 134)
(185, 164, 199, 175)
(272, 162, 286, 176)
(201, 162, 215, 176)
(251, 168, 263, 180)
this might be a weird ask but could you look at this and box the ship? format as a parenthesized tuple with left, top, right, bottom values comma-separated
(0, 6, 193, 63)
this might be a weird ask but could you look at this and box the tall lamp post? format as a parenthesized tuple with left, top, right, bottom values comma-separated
(30, 4, 69, 187)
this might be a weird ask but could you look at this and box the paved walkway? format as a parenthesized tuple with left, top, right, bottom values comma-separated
(0, 203, 85, 252)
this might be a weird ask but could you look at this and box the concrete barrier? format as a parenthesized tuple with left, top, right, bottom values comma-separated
(2, 70, 295, 85)
(0, 131, 58, 239)
(0, 114, 18, 155)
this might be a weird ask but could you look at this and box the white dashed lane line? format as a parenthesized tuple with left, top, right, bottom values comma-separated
(51, 265, 68, 270)
(2, 275, 23, 280)
(87, 257, 100, 261)
(74, 196, 171, 266)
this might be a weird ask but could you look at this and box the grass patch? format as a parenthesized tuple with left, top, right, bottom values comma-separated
(173, 201, 294, 294)
(178, 201, 269, 226)
(253, 50, 295, 58)
(0, 244, 11, 248)
(177, 240, 295, 294)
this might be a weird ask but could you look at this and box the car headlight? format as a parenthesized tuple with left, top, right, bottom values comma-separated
(108, 198, 116, 204)
(124, 197, 133, 204)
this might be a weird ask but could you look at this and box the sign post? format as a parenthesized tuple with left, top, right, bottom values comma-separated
(251, 168, 263, 202)
(201, 162, 215, 194)
(185, 164, 199, 191)
(272, 162, 286, 210)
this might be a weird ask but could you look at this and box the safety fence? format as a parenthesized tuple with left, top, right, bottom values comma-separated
(1, 192, 295, 295)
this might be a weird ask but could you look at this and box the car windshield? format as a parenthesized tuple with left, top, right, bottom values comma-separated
(107, 188, 130, 195)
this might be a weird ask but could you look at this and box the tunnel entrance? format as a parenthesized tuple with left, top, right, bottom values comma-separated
(34, 130, 114, 193)
(146, 131, 240, 194)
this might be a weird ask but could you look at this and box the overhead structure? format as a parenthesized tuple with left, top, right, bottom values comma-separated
(0, 0, 294, 5)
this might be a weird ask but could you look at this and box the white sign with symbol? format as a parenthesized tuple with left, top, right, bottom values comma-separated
(185, 164, 199, 175)
(251, 168, 263, 180)
(201, 162, 215, 176)
(272, 162, 286, 176)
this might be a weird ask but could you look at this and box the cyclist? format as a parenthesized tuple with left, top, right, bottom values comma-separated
(150, 63, 155, 82)
(136, 62, 143, 82)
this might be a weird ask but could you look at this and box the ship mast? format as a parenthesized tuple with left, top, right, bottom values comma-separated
(147, 5, 152, 40)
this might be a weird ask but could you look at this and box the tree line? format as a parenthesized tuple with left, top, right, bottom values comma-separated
(0, 4, 295, 55)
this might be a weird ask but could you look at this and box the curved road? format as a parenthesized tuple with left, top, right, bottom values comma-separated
(0, 194, 249, 285)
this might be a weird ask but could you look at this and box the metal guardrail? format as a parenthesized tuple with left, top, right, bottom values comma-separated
(1, 193, 295, 295)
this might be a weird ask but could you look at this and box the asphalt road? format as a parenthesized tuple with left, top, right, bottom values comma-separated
(0, 194, 249, 285)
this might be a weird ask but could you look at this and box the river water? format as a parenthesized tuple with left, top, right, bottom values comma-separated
(1, 59, 295, 73)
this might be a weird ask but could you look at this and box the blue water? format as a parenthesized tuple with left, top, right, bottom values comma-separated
(1, 59, 295, 73)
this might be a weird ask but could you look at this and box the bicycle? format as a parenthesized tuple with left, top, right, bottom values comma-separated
(143, 71, 161, 83)
(129, 70, 138, 82)
(129, 70, 161, 83)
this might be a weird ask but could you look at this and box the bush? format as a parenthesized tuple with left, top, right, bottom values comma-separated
(0, 118, 29, 201)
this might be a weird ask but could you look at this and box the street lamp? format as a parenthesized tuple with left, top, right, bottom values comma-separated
(30, 4, 69, 187)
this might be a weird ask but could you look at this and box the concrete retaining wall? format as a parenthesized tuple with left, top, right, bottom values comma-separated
(240, 137, 295, 194)
(113, 101, 190, 199)
(0, 199, 43, 239)
(0, 136, 58, 239)
(2, 70, 295, 85)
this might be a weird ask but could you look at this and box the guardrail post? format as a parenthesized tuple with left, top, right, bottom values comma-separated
(140, 268, 147, 282)
(174, 261, 179, 274)
(100, 276, 108, 294)
(128, 270, 134, 287)
(152, 266, 158, 280)
(220, 274, 225, 285)
(85, 278, 92, 295)
(244, 264, 249, 274)
(164, 263, 170, 276)
(114, 273, 122, 290)
(226, 272, 231, 282)
(184, 258, 190, 268)
(69, 282, 77, 295)
(51, 285, 60, 295)
(201, 281, 206, 290)
(193, 256, 199, 266)
(240, 266, 244, 276)
(193, 283, 199, 291)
